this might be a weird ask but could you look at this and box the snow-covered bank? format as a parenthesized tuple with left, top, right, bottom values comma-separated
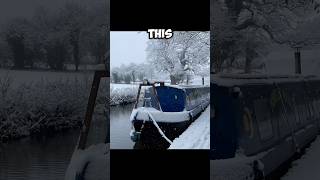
(65, 143, 109, 180)
(110, 83, 138, 105)
(0, 70, 107, 142)
(211, 156, 254, 180)
(281, 136, 320, 180)
(169, 105, 210, 149)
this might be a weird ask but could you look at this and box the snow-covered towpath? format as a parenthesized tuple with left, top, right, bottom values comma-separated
(169, 105, 210, 149)
(281, 136, 320, 180)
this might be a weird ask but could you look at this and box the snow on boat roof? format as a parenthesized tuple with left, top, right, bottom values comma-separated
(211, 73, 320, 87)
(158, 84, 210, 89)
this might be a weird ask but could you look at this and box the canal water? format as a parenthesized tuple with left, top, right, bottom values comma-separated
(0, 115, 107, 180)
(110, 103, 173, 150)
(0, 130, 79, 180)
(110, 103, 135, 149)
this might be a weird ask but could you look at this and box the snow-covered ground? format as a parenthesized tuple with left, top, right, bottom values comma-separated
(169, 105, 210, 149)
(211, 156, 255, 180)
(264, 45, 320, 76)
(190, 76, 210, 85)
(281, 136, 320, 180)
(65, 143, 109, 180)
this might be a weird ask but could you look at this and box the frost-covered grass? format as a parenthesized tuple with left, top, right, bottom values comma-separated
(0, 69, 107, 142)
(110, 83, 138, 106)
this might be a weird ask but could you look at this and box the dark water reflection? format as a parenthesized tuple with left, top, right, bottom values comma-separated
(110, 104, 135, 149)
(0, 130, 79, 180)
(0, 115, 107, 180)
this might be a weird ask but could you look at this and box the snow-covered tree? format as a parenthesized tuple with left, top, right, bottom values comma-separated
(4, 18, 33, 69)
(212, 0, 243, 73)
(284, 15, 320, 48)
(0, 0, 108, 71)
(147, 31, 209, 84)
(59, 3, 88, 71)
(212, 0, 320, 73)
(0, 37, 11, 67)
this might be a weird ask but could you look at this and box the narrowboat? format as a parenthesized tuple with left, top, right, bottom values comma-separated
(211, 74, 320, 179)
(130, 81, 210, 149)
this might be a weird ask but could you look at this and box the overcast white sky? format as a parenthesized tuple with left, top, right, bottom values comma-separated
(110, 31, 149, 68)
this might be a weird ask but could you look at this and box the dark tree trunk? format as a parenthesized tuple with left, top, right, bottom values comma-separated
(7, 35, 25, 69)
(70, 28, 80, 71)
(244, 46, 252, 74)
(213, 43, 223, 73)
(294, 49, 301, 74)
(46, 40, 67, 71)
(170, 75, 178, 85)
(73, 42, 79, 71)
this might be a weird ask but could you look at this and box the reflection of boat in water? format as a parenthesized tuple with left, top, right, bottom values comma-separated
(65, 70, 109, 180)
(130, 81, 210, 149)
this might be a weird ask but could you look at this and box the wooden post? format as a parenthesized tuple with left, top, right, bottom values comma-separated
(78, 70, 107, 150)
(134, 84, 142, 109)
(295, 47, 301, 74)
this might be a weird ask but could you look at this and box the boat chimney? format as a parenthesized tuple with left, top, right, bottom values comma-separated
(294, 47, 301, 74)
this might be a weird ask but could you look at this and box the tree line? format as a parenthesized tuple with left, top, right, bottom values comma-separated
(0, 0, 108, 71)
(111, 62, 156, 84)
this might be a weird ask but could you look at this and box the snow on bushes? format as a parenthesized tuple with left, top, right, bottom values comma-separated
(0, 72, 107, 142)
(110, 84, 138, 106)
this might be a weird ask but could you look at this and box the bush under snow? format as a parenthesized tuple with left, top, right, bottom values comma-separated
(0, 72, 107, 142)
(110, 84, 138, 106)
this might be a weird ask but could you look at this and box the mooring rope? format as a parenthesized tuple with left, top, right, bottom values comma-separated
(145, 111, 173, 144)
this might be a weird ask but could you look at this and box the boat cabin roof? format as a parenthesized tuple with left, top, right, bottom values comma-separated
(211, 73, 320, 87)
(156, 84, 210, 90)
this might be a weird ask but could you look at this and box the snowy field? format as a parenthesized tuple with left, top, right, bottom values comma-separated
(110, 83, 139, 105)
(263, 45, 320, 76)
(281, 136, 320, 180)
(190, 76, 210, 85)
(169, 105, 210, 149)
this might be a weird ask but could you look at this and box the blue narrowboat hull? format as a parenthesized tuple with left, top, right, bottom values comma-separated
(130, 84, 210, 148)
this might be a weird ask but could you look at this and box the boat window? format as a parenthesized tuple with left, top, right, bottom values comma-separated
(293, 99, 300, 124)
(308, 101, 315, 120)
(284, 95, 297, 127)
(254, 99, 274, 141)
